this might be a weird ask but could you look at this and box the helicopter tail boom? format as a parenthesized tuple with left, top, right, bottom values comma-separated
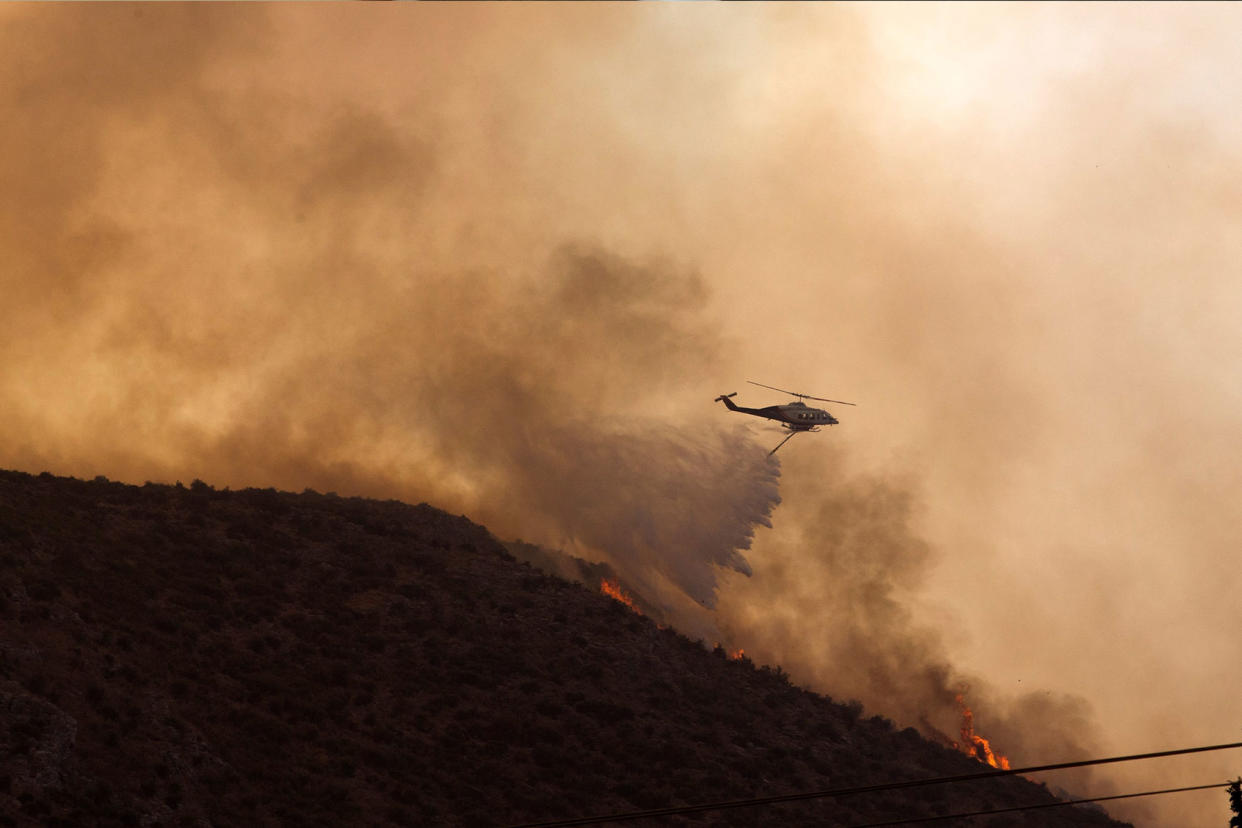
(714, 392, 739, 410)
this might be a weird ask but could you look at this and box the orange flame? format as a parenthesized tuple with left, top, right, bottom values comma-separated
(600, 578, 641, 615)
(728, 648, 745, 660)
(954, 694, 1010, 770)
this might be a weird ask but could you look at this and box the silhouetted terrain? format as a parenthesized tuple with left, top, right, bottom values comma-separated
(0, 469, 1128, 827)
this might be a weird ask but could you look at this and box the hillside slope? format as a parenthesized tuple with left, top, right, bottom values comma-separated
(0, 469, 1128, 827)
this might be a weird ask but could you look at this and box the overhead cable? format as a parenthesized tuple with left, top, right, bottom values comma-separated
(846, 780, 1230, 828)
(505, 740, 1242, 828)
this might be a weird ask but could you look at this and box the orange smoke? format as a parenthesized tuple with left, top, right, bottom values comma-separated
(954, 694, 1011, 770)
(600, 578, 641, 615)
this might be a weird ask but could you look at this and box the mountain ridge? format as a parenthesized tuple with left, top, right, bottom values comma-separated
(0, 468, 1128, 827)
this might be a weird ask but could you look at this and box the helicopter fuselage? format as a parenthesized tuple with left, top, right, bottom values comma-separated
(715, 395, 838, 431)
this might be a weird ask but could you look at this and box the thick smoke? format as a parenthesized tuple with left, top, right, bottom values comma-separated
(0, 5, 779, 610)
(715, 447, 1115, 800)
(307, 244, 786, 608)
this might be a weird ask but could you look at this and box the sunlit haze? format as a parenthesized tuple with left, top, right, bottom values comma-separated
(4, 5, 1241, 824)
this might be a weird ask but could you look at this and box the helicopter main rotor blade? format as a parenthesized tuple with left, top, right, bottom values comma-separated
(747, 380, 856, 406)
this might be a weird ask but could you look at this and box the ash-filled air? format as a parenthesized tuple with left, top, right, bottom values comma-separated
(4, 5, 1242, 826)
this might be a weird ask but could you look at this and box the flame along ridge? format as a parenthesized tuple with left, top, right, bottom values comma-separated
(953, 693, 1010, 770)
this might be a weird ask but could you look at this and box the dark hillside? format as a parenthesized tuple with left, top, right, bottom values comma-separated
(0, 470, 1127, 827)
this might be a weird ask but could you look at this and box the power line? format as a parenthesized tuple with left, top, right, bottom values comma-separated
(504, 740, 1242, 828)
(846, 781, 1230, 827)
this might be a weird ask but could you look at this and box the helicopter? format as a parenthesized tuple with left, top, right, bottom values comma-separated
(715, 380, 855, 455)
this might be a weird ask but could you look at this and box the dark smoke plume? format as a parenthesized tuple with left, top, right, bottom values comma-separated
(0, 6, 780, 610)
(716, 448, 1110, 794)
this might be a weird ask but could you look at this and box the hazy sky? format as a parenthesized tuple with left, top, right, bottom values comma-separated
(4, 4, 1241, 825)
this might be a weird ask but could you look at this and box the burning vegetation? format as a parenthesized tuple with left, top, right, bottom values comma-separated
(603, 576, 1015, 776)
(600, 578, 641, 614)
(954, 693, 1011, 770)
